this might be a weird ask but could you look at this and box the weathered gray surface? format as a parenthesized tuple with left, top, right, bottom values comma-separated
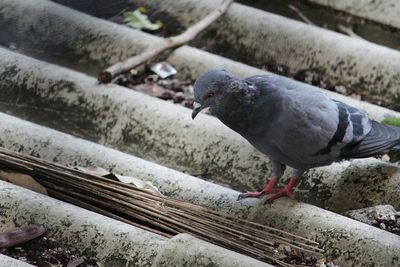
(307, 0, 400, 29)
(152, 234, 268, 267)
(343, 204, 398, 226)
(233, 0, 400, 52)
(0, 255, 34, 267)
(1, 47, 400, 212)
(0, 112, 400, 265)
(0, 182, 272, 267)
(0, 0, 156, 75)
(129, 0, 400, 111)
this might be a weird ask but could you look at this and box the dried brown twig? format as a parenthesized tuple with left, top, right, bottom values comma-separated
(98, 0, 233, 83)
(0, 147, 324, 266)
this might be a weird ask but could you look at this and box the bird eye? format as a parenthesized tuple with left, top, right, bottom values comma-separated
(207, 92, 215, 98)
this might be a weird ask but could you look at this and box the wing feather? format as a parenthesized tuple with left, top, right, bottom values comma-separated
(340, 121, 400, 158)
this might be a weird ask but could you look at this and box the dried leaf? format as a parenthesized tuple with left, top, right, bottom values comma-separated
(76, 166, 163, 196)
(75, 166, 163, 196)
(132, 83, 170, 98)
(123, 9, 162, 31)
(0, 224, 47, 248)
(115, 174, 163, 196)
(0, 170, 47, 195)
(75, 166, 111, 177)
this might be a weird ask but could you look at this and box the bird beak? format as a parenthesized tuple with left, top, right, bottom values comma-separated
(192, 102, 205, 119)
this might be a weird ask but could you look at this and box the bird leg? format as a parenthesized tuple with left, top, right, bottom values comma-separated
(264, 176, 297, 202)
(237, 178, 280, 199)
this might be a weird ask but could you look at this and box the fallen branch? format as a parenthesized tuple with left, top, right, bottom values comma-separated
(99, 0, 233, 83)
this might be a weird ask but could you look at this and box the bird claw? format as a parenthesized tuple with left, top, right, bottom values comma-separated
(263, 176, 297, 204)
(237, 189, 280, 200)
(237, 177, 280, 201)
(237, 176, 298, 202)
(263, 188, 295, 204)
(237, 193, 248, 200)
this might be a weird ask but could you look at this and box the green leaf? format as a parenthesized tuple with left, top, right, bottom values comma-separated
(382, 116, 400, 127)
(123, 9, 162, 31)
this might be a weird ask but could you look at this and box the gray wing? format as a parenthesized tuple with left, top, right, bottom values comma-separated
(313, 100, 372, 157)
(319, 100, 400, 159)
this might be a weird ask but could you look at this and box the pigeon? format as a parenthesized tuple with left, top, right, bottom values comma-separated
(191, 69, 400, 201)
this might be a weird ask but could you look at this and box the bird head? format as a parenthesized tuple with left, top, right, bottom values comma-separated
(192, 69, 236, 119)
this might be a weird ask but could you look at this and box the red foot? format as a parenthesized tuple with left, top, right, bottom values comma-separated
(237, 178, 280, 199)
(265, 176, 297, 202)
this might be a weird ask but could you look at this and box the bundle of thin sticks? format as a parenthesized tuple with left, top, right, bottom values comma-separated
(0, 148, 324, 266)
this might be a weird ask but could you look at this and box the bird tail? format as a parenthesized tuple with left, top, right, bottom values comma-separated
(340, 121, 400, 158)
(393, 144, 400, 150)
